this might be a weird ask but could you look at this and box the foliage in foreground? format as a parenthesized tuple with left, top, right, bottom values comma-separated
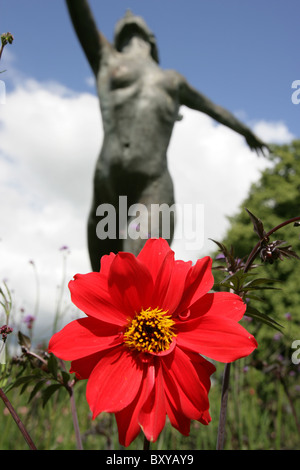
(1, 141, 300, 450)
(1, 350, 299, 450)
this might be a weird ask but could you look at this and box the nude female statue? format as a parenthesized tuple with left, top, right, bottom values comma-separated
(65, 1, 268, 271)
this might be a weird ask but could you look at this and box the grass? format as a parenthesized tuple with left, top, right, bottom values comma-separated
(1, 351, 299, 450)
(1, 249, 299, 451)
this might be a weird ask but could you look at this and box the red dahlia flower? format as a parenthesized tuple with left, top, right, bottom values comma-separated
(48, 238, 257, 446)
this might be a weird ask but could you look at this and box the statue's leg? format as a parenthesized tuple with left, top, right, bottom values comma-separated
(123, 170, 175, 256)
(87, 164, 123, 271)
(87, 204, 123, 271)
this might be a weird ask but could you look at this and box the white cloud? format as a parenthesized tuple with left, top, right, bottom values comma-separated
(0, 78, 294, 339)
(0, 79, 101, 337)
(1, 79, 101, 209)
(168, 107, 275, 261)
(252, 120, 295, 144)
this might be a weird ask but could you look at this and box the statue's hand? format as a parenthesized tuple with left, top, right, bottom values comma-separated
(245, 131, 269, 157)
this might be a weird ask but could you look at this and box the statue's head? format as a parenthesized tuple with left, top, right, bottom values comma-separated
(114, 10, 159, 63)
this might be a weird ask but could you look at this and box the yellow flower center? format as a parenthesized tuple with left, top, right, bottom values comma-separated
(124, 307, 176, 354)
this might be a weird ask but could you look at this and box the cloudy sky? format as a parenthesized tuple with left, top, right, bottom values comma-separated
(1, 1, 299, 339)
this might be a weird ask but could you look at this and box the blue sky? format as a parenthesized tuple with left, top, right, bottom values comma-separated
(0, 1, 299, 337)
(2, 0, 299, 135)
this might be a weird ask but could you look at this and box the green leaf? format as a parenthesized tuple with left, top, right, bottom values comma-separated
(61, 371, 70, 386)
(20, 380, 33, 395)
(218, 270, 256, 293)
(245, 208, 267, 240)
(28, 379, 46, 403)
(245, 305, 283, 332)
(17, 331, 31, 350)
(243, 277, 281, 288)
(243, 293, 266, 303)
(242, 286, 281, 292)
(7, 374, 37, 392)
(210, 239, 229, 254)
(42, 383, 62, 408)
(47, 353, 58, 379)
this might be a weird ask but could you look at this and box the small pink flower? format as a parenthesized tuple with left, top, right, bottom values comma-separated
(23, 315, 35, 330)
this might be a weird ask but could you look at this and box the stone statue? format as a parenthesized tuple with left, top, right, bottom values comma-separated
(65, 0, 268, 271)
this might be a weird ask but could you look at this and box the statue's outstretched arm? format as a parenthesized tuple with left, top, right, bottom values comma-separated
(179, 77, 269, 156)
(65, 0, 103, 75)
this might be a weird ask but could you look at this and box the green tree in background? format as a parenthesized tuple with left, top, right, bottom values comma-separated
(217, 140, 300, 351)
(211, 140, 300, 446)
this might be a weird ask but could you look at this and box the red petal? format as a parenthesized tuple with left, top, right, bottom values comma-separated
(48, 317, 121, 361)
(161, 359, 191, 435)
(191, 292, 247, 321)
(137, 238, 172, 282)
(162, 354, 209, 435)
(174, 256, 214, 316)
(86, 346, 144, 416)
(138, 360, 166, 443)
(115, 358, 168, 446)
(100, 252, 116, 275)
(198, 409, 212, 425)
(115, 366, 150, 447)
(108, 252, 153, 316)
(162, 347, 214, 420)
(177, 293, 257, 362)
(69, 352, 103, 379)
(176, 291, 246, 325)
(152, 253, 192, 313)
(69, 272, 127, 326)
(165, 393, 191, 436)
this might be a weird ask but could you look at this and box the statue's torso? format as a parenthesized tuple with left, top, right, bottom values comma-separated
(96, 49, 182, 177)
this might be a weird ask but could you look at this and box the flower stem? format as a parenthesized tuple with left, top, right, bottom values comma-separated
(216, 214, 300, 450)
(58, 358, 83, 450)
(143, 435, 150, 450)
(53, 251, 68, 335)
(216, 363, 231, 450)
(279, 375, 300, 435)
(0, 387, 37, 450)
(68, 384, 83, 450)
(30, 261, 40, 340)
